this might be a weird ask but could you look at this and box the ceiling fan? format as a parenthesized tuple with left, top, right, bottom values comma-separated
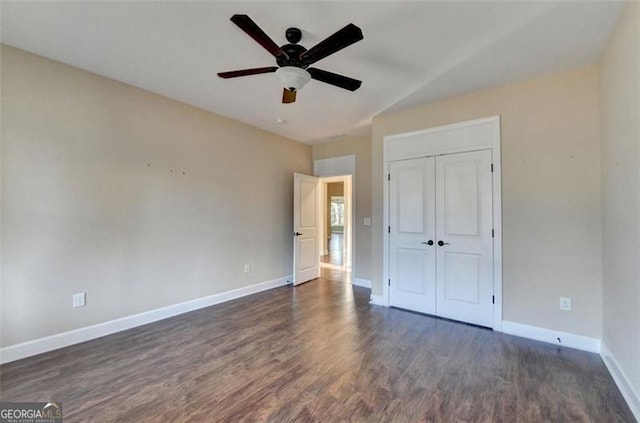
(218, 15, 364, 104)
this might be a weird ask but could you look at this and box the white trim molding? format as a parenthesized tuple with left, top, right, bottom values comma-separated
(353, 278, 372, 289)
(601, 342, 640, 421)
(501, 321, 601, 353)
(314, 155, 356, 177)
(0, 276, 291, 364)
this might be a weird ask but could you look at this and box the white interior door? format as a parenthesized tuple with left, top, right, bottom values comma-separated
(435, 150, 494, 327)
(293, 173, 320, 285)
(389, 157, 436, 314)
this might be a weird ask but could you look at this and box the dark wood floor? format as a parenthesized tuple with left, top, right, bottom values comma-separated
(321, 233, 344, 266)
(1, 270, 635, 422)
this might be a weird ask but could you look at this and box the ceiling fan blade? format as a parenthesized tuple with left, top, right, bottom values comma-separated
(217, 67, 278, 79)
(282, 88, 297, 104)
(307, 68, 362, 91)
(230, 15, 289, 60)
(301, 23, 363, 65)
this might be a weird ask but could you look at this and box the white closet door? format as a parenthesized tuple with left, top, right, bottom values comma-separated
(389, 157, 436, 314)
(435, 150, 493, 327)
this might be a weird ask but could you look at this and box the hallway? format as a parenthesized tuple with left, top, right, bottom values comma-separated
(321, 233, 344, 266)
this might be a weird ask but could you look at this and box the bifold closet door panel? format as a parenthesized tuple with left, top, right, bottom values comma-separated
(389, 157, 436, 314)
(435, 150, 494, 328)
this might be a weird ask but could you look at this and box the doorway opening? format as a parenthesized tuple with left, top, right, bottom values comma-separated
(292, 170, 354, 286)
(313, 154, 356, 286)
(322, 182, 345, 266)
(318, 175, 353, 277)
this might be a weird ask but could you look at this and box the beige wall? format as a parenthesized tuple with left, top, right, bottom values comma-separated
(372, 65, 603, 338)
(600, 1, 640, 401)
(313, 135, 372, 281)
(0, 45, 312, 347)
(327, 182, 344, 198)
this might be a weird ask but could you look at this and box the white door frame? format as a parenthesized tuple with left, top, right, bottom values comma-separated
(382, 116, 503, 331)
(314, 155, 356, 279)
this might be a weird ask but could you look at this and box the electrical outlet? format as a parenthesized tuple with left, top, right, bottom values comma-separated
(559, 296, 571, 311)
(363, 217, 371, 226)
(73, 292, 86, 308)
(244, 264, 251, 274)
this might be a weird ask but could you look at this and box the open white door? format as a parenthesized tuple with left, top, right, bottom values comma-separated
(293, 173, 320, 285)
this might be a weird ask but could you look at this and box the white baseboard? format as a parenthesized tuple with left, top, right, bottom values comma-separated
(601, 342, 640, 421)
(0, 275, 291, 365)
(353, 278, 371, 289)
(369, 294, 386, 306)
(501, 321, 601, 353)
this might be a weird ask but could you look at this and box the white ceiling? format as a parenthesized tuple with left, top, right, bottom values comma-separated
(0, 1, 624, 144)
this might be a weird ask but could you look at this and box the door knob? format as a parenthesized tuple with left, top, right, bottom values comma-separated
(421, 240, 434, 246)
(437, 240, 450, 246)
(294, 232, 303, 236)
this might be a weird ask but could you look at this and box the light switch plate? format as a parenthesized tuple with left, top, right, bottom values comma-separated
(559, 296, 571, 311)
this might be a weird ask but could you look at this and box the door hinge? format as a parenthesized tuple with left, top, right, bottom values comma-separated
(491, 164, 494, 172)
(388, 226, 391, 234)
(388, 173, 391, 181)
(388, 279, 391, 286)
(492, 229, 495, 238)
(492, 295, 495, 304)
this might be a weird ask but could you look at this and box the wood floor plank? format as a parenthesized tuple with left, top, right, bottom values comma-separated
(0, 271, 635, 422)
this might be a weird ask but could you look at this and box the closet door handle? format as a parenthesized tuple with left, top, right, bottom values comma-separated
(294, 232, 303, 236)
(421, 240, 434, 246)
(437, 240, 450, 246)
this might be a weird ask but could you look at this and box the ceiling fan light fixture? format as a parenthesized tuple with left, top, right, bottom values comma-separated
(276, 66, 311, 92)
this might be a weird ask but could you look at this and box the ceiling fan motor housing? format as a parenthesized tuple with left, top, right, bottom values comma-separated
(276, 44, 307, 68)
